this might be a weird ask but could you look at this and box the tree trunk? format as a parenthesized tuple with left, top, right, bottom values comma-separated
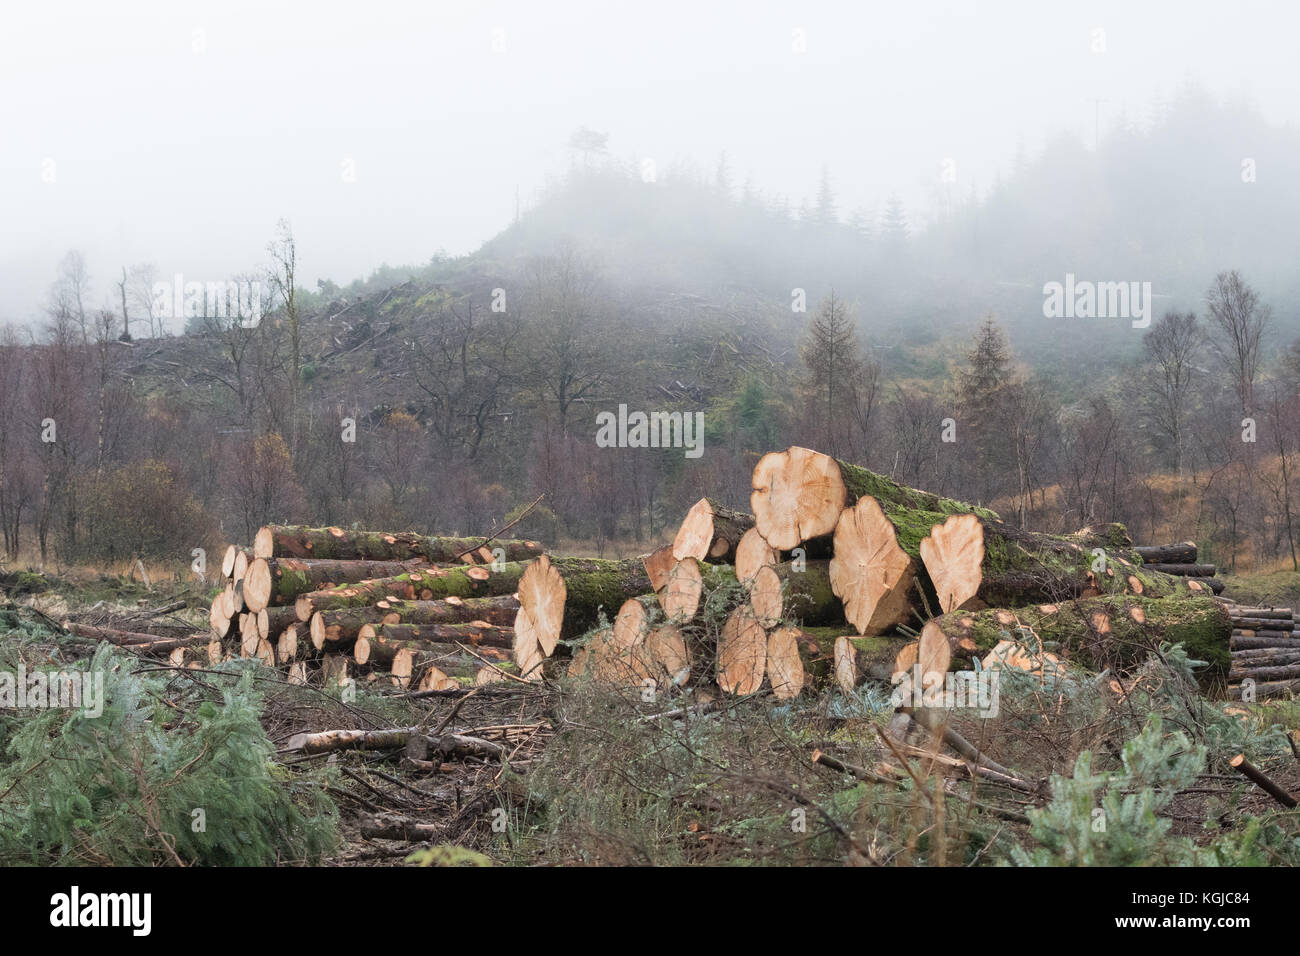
(828, 495, 919, 635)
(916, 595, 1230, 679)
(306, 595, 520, 648)
(243, 556, 425, 612)
(750, 445, 997, 549)
(747, 559, 844, 628)
(672, 497, 755, 563)
(1134, 542, 1197, 564)
(919, 512, 1195, 613)
(253, 523, 544, 564)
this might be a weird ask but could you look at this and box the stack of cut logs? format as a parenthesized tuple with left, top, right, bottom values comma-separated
(205, 445, 1251, 702)
(1131, 541, 1224, 594)
(208, 527, 547, 690)
(1226, 603, 1300, 699)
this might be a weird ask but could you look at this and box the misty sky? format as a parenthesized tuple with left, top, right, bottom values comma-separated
(4, 0, 1298, 325)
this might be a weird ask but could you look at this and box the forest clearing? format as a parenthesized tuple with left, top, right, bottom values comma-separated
(3, 444, 1297, 869)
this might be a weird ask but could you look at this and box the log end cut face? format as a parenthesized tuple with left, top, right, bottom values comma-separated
(919, 513, 986, 613)
(661, 558, 704, 622)
(766, 626, 806, 700)
(673, 498, 716, 562)
(751, 446, 846, 550)
(718, 607, 767, 695)
(516, 555, 567, 657)
(829, 497, 918, 635)
(243, 558, 273, 614)
(735, 527, 777, 584)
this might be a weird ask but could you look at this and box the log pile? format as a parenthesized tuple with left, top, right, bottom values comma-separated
(1133, 540, 1224, 594)
(193, 452, 1249, 707)
(1225, 604, 1300, 699)
(209, 525, 546, 690)
(546, 448, 1239, 701)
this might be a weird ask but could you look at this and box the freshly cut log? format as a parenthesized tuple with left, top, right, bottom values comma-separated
(919, 513, 1186, 613)
(672, 498, 755, 563)
(1141, 563, 1217, 577)
(1134, 542, 1197, 564)
(309, 595, 521, 648)
(658, 558, 736, 622)
(243, 557, 424, 613)
(221, 544, 240, 579)
(766, 626, 806, 699)
(717, 607, 766, 695)
(1228, 607, 1295, 620)
(829, 496, 919, 635)
(323, 605, 512, 649)
(258, 606, 299, 641)
(515, 555, 566, 658)
(209, 596, 232, 639)
(253, 523, 544, 564)
(749, 566, 784, 626)
(644, 623, 691, 687)
(293, 561, 541, 621)
(916, 595, 1230, 678)
(583, 625, 654, 685)
(232, 550, 250, 583)
(641, 544, 677, 594)
(1230, 646, 1300, 663)
(240, 614, 261, 658)
(352, 620, 514, 651)
(750, 445, 995, 550)
(734, 527, 777, 585)
(277, 624, 300, 662)
(745, 560, 843, 627)
(612, 596, 659, 649)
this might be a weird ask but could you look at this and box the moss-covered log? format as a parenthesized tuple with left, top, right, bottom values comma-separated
(917, 595, 1230, 680)
(243, 557, 424, 612)
(750, 445, 996, 549)
(290, 561, 538, 622)
(253, 524, 544, 564)
(919, 513, 1202, 613)
(306, 595, 520, 648)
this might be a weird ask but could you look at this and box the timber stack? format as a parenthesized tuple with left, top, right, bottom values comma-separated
(203, 447, 1254, 706)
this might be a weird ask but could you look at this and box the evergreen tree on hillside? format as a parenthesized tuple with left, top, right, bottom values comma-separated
(801, 292, 862, 457)
(958, 315, 1016, 499)
(880, 196, 909, 248)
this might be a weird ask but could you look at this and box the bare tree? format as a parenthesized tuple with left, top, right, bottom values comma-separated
(1206, 270, 1270, 417)
(1142, 310, 1203, 478)
(268, 220, 301, 447)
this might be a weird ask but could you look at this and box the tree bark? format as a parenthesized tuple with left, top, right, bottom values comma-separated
(916, 595, 1230, 679)
(750, 445, 997, 549)
(253, 523, 544, 564)
(243, 556, 425, 612)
